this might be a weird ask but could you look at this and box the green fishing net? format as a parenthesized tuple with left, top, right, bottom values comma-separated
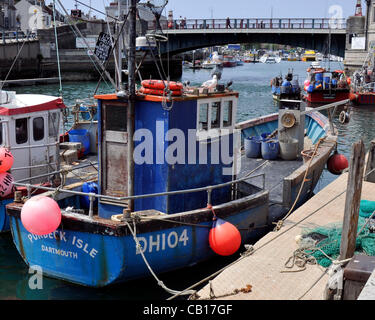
(299, 200, 375, 268)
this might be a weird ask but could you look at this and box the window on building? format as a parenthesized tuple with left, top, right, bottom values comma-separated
(198, 103, 209, 130)
(211, 102, 221, 129)
(15, 118, 28, 144)
(223, 101, 233, 127)
(33, 117, 44, 141)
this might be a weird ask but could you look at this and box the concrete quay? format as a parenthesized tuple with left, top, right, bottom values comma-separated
(195, 173, 375, 300)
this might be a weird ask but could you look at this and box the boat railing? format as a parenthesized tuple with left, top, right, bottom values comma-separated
(12, 172, 266, 220)
(356, 82, 375, 93)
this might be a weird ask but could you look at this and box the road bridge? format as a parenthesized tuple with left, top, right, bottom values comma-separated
(151, 18, 347, 57)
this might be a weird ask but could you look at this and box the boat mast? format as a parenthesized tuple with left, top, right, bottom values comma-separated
(116, 0, 123, 91)
(127, 0, 137, 211)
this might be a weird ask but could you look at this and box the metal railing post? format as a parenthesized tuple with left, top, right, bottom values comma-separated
(89, 193, 95, 219)
(207, 187, 212, 207)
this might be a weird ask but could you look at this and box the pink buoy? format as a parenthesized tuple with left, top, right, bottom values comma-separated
(304, 79, 310, 87)
(0, 148, 14, 173)
(21, 196, 61, 235)
(0, 172, 13, 197)
(209, 218, 241, 256)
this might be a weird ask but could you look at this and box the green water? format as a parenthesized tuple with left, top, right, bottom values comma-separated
(1, 60, 374, 300)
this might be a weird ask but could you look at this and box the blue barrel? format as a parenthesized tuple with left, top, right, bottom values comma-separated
(261, 132, 271, 141)
(80, 182, 98, 209)
(68, 129, 90, 155)
(323, 76, 330, 84)
(332, 79, 338, 87)
(261, 140, 280, 160)
(315, 73, 323, 82)
(245, 136, 261, 158)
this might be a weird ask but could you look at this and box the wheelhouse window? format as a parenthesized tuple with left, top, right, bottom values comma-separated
(33, 117, 44, 141)
(211, 102, 221, 129)
(198, 103, 209, 130)
(223, 101, 233, 127)
(15, 118, 28, 144)
(0, 123, 3, 145)
(49, 112, 60, 137)
(197, 98, 236, 136)
(105, 104, 127, 132)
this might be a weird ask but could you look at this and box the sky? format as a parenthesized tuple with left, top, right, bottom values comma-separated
(52, 0, 356, 20)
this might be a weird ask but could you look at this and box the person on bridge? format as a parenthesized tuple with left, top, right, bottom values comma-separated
(226, 17, 231, 29)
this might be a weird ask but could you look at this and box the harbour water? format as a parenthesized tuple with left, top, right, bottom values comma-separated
(1, 60, 374, 300)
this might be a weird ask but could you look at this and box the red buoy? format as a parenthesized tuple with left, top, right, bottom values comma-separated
(327, 152, 349, 175)
(209, 218, 241, 256)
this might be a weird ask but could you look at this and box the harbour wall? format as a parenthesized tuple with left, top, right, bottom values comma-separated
(0, 21, 183, 84)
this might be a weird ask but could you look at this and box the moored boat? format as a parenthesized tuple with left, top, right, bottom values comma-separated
(0, 91, 67, 232)
(4, 0, 348, 289)
(260, 54, 281, 64)
(304, 67, 351, 104)
(6, 75, 344, 287)
(271, 69, 302, 101)
(301, 50, 317, 62)
(223, 55, 237, 68)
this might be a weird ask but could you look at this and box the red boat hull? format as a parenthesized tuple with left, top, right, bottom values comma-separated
(223, 61, 237, 68)
(305, 90, 350, 103)
(356, 93, 375, 105)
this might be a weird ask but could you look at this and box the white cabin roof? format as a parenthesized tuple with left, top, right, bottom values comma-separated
(0, 92, 65, 116)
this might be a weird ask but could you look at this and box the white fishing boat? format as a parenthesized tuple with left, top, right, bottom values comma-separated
(260, 54, 281, 64)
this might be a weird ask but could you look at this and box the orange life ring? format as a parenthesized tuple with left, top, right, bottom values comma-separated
(139, 87, 183, 96)
(141, 80, 183, 91)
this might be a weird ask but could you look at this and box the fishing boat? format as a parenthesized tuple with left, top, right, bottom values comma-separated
(5, 0, 347, 288)
(287, 52, 299, 61)
(0, 92, 66, 232)
(202, 59, 223, 69)
(271, 70, 302, 101)
(260, 54, 281, 64)
(222, 55, 237, 68)
(304, 66, 351, 104)
(0, 91, 99, 233)
(189, 60, 202, 70)
(350, 45, 375, 106)
(301, 50, 317, 62)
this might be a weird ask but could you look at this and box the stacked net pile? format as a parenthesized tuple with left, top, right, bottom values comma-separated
(299, 200, 375, 268)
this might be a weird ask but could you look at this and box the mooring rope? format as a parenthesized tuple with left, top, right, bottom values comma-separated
(273, 137, 326, 231)
(125, 218, 196, 297)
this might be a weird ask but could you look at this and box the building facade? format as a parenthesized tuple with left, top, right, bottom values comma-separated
(0, 0, 17, 30)
(14, 0, 52, 33)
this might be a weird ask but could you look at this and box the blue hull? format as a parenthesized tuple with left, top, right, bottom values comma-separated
(0, 199, 15, 232)
(8, 193, 269, 287)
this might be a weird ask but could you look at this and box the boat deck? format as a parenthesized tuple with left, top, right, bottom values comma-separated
(195, 173, 375, 300)
(239, 155, 303, 205)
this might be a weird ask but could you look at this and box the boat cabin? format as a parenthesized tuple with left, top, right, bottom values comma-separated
(95, 91, 239, 218)
(0, 91, 65, 183)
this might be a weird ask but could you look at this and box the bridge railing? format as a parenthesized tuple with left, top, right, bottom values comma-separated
(0, 30, 38, 44)
(152, 18, 346, 31)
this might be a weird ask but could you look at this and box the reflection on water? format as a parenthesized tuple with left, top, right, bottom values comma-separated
(3, 60, 375, 299)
